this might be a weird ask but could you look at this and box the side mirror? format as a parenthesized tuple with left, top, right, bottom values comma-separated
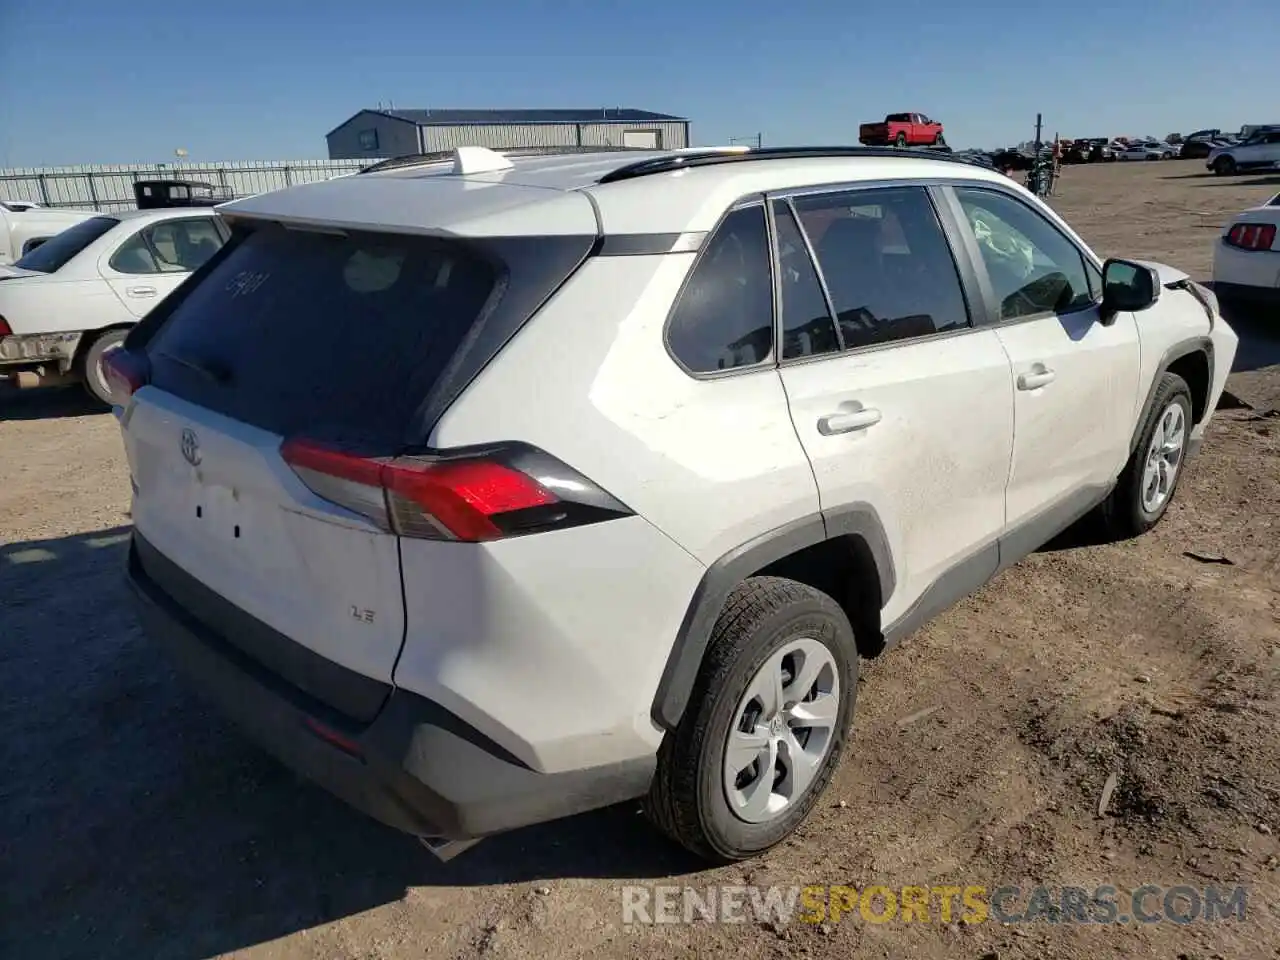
(1101, 258, 1161, 318)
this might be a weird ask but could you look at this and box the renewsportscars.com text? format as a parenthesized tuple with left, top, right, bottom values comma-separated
(621, 883, 1249, 926)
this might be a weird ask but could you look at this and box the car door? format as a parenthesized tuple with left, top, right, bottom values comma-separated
(945, 184, 1141, 548)
(1231, 132, 1273, 169)
(1258, 131, 1280, 168)
(772, 183, 1015, 630)
(100, 216, 227, 318)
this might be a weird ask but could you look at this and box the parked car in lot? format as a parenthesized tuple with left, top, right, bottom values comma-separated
(134, 179, 236, 209)
(991, 148, 1034, 172)
(858, 112, 945, 147)
(1239, 124, 1280, 141)
(1080, 138, 1114, 162)
(1213, 194, 1280, 306)
(1208, 127, 1280, 175)
(0, 200, 96, 265)
(108, 143, 1238, 864)
(0, 208, 228, 404)
(1180, 137, 1230, 160)
(1118, 141, 1176, 161)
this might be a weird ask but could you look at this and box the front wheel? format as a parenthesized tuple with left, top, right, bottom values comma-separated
(1101, 372, 1193, 538)
(1213, 156, 1237, 176)
(646, 577, 858, 862)
(78, 328, 130, 407)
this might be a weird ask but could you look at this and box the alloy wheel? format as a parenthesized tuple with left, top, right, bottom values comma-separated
(722, 637, 840, 824)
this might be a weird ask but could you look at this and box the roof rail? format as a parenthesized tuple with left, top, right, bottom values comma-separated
(357, 144, 661, 175)
(596, 145, 978, 184)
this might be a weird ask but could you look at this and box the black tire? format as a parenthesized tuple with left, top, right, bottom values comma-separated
(933, 133, 946, 147)
(1213, 156, 1237, 176)
(895, 132, 907, 148)
(646, 576, 858, 862)
(78, 328, 129, 407)
(1101, 372, 1193, 538)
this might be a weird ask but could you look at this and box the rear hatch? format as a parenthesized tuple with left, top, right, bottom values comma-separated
(121, 214, 595, 721)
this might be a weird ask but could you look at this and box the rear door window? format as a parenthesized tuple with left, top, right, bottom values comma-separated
(792, 186, 971, 348)
(109, 218, 226, 274)
(144, 224, 498, 445)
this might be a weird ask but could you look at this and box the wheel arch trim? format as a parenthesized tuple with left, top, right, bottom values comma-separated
(1129, 336, 1214, 454)
(651, 503, 894, 732)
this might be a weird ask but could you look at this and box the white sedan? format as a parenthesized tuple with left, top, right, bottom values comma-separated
(0, 207, 228, 404)
(1213, 193, 1280, 307)
(1117, 142, 1175, 161)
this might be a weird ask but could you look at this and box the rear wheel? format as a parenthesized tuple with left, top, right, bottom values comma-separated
(1213, 155, 1237, 176)
(78, 328, 129, 407)
(646, 576, 858, 862)
(1102, 373, 1193, 538)
(895, 132, 908, 148)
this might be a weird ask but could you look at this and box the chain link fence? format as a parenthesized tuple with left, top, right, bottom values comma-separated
(0, 159, 373, 212)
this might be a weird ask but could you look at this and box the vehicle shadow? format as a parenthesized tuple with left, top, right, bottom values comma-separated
(1215, 289, 1280, 373)
(0, 385, 106, 422)
(0, 527, 700, 960)
(1195, 174, 1280, 188)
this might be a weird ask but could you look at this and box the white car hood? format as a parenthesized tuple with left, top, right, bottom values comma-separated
(1133, 259, 1191, 287)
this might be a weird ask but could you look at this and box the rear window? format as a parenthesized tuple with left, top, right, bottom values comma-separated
(14, 216, 118, 272)
(145, 224, 499, 445)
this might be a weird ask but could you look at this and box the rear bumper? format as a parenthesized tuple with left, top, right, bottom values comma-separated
(126, 533, 654, 841)
(1214, 241, 1280, 301)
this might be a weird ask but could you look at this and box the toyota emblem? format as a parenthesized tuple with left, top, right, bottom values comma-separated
(180, 428, 202, 467)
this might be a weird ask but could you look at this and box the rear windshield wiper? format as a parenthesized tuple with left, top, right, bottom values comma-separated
(156, 351, 233, 385)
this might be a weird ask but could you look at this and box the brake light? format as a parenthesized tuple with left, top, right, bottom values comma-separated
(102, 348, 150, 401)
(1226, 222, 1278, 251)
(0, 317, 10, 338)
(279, 437, 619, 543)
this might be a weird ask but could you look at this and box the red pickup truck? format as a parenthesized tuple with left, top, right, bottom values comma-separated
(859, 113, 946, 148)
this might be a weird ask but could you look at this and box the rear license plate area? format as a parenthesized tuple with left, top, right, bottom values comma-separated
(195, 481, 246, 543)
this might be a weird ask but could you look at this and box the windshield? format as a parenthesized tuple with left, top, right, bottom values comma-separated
(14, 216, 118, 273)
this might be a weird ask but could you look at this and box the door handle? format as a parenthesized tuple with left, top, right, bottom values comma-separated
(126, 285, 157, 297)
(817, 407, 882, 435)
(1017, 367, 1056, 391)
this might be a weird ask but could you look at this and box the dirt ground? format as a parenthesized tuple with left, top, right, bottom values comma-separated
(2, 160, 1280, 960)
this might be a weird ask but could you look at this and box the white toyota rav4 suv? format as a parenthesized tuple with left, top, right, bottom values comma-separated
(111, 145, 1238, 863)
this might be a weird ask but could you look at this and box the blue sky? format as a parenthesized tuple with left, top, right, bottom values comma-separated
(2, 0, 1277, 167)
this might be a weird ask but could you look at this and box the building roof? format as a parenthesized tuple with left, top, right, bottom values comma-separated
(333, 108, 687, 134)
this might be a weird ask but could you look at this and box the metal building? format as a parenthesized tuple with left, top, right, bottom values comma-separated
(326, 108, 690, 160)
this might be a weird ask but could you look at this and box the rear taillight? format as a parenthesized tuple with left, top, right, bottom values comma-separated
(0, 317, 11, 338)
(102, 348, 150, 401)
(280, 437, 631, 542)
(1225, 222, 1278, 251)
